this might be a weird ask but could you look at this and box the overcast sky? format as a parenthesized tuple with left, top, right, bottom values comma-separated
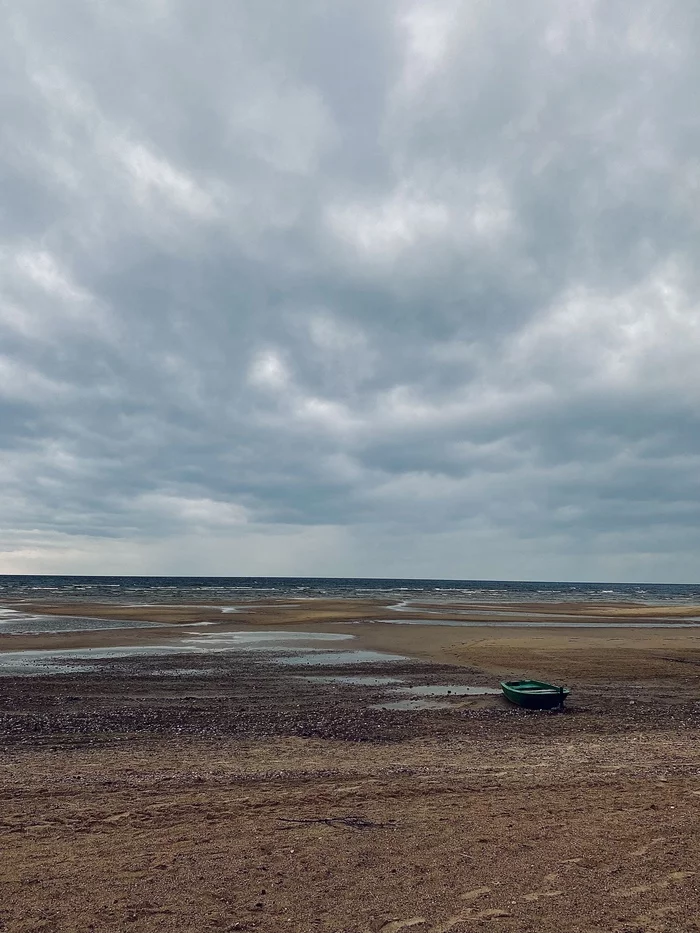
(1, 1, 699, 581)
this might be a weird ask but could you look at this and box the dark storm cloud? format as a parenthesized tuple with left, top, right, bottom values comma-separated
(1, 0, 699, 579)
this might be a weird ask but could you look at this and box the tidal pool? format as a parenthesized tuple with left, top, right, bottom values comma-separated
(0, 609, 158, 635)
(0, 630, 405, 675)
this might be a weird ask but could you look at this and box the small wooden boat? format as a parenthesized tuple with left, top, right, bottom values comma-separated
(500, 679, 570, 710)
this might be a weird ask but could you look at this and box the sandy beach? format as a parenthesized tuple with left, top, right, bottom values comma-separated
(1, 597, 699, 932)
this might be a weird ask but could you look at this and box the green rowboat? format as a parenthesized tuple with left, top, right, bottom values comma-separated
(500, 679, 570, 710)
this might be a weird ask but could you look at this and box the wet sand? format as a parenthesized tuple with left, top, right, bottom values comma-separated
(2, 596, 700, 682)
(1, 597, 699, 932)
(7, 595, 700, 626)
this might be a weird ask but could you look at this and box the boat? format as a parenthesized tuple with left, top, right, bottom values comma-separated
(500, 679, 570, 709)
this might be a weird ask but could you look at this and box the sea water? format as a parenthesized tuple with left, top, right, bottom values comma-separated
(0, 574, 698, 605)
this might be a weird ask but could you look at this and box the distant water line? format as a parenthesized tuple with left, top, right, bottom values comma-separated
(0, 574, 699, 606)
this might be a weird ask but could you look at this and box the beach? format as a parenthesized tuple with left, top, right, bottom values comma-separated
(1, 594, 699, 932)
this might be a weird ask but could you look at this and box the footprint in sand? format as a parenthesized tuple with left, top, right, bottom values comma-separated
(523, 890, 563, 902)
(102, 811, 132, 824)
(632, 905, 679, 933)
(406, 886, 496, 931)
(617, 870, 694, 897)
(460, 886, 491, 903)
(521, 871, 564, 902)
(432, 908, 511, 932)
(636, 905, 678, 920)
(377, 919, 426, 933)
(630, 836, 665, 858)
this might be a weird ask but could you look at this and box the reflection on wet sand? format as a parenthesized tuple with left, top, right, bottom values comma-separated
(0, 608, 159, 635)
(0, 629, 407, 676)
(376, 617, 700, 628)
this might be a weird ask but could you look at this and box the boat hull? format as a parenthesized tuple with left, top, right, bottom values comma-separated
(500, 680, 569, 710)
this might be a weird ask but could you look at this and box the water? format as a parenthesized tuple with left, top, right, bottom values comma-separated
(2, 574, 696, 676)
(180, 631, 352, 647)
(0, 575, 698, 605)
(0, 631, 404, 676)
(0, 645, 189, 676)
(0, 609, 159, 635)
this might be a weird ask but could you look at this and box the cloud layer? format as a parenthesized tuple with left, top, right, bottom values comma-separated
(1, 0, 699, 580)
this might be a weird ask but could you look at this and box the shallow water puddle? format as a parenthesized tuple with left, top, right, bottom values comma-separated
(181, 631, 352, 650)
(0, 610, 158, 635)
(0, 630, 405, 675)
(0, 645, 189, 675)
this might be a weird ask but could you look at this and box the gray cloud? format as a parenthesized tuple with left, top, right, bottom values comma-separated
(1, 0, 699, 580)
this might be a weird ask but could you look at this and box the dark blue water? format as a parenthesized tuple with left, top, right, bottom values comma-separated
(0, 575, 698, 605)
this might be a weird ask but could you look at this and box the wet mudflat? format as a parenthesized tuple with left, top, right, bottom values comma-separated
(1, 650, 699, 933)
(0, 630, 382, 676)
(1, 599, 700, 932)
(302, 674, 406, 686)
(396, 684, 501, 696)
(377, 616, 700, 627)
(0, 653, 502, 747)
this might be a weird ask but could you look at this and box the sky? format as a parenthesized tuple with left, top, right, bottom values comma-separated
(1, 1, 699, 582)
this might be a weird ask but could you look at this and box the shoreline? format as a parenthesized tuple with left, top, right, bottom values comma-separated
(6, 595, 700, 619)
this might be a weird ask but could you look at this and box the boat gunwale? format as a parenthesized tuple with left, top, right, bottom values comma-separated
(500, 679, 569, 694)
